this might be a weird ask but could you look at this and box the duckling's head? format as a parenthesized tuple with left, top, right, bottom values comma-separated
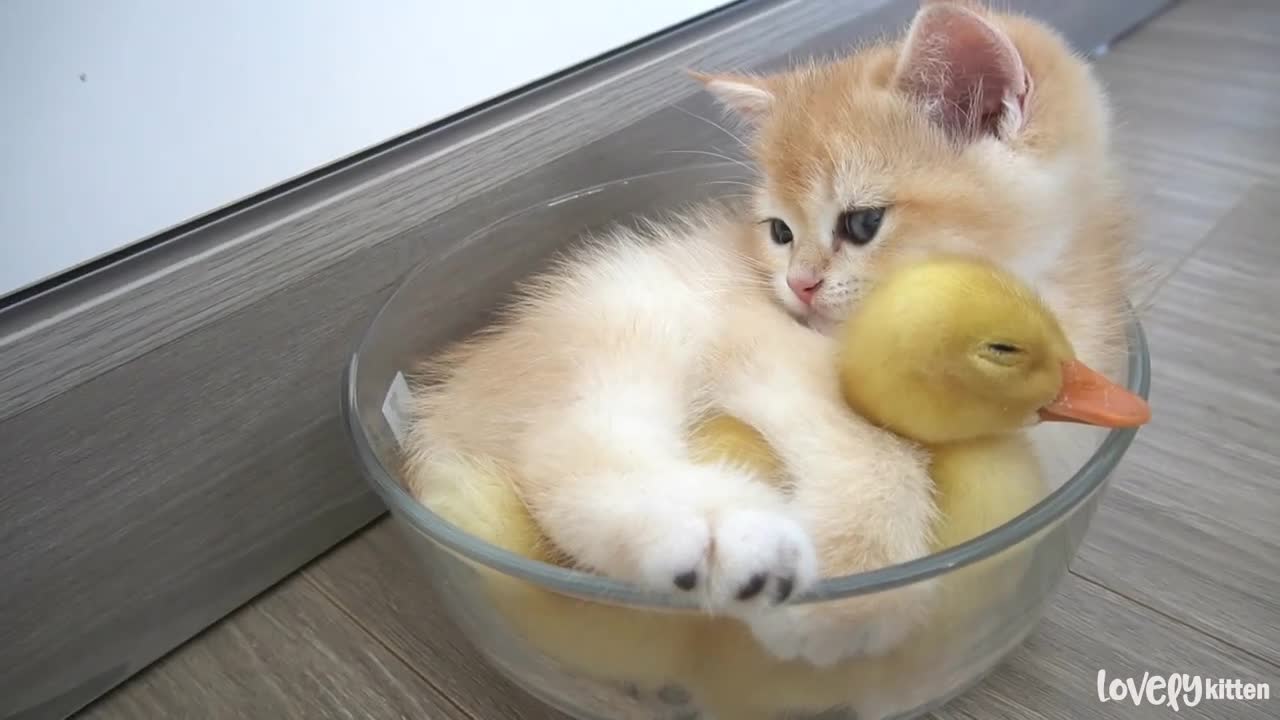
(837, 256, 1150, 446)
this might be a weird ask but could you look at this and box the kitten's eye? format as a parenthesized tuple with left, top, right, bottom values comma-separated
(837, 207, 886, 246)
(768, 218, 794, 245)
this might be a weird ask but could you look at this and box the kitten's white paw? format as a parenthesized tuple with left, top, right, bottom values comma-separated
(708, 508, 819, 609)
(747, 583, 936, 667)
(639, 503, 818, 613)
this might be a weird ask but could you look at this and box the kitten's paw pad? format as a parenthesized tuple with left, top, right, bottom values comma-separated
(706, 509, 819, 611)
(673, 570, 699, 591)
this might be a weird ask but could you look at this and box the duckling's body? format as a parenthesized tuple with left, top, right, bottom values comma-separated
(688, 412, 783, 480)
(928, 434, 1046, 551)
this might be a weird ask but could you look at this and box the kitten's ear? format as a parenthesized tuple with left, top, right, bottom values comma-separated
(894, 2, 1029, 141)
(689, 70, 775, 124)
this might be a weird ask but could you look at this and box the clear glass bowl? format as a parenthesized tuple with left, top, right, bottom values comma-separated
(342, 163, 1151, 720)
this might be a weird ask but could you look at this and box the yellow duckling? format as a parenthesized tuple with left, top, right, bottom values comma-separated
(834, 255, 1149, 548)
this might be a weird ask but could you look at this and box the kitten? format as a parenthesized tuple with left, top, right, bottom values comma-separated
(406, 0, 1135, 668)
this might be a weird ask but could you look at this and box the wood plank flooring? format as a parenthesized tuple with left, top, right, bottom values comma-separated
(1073, 185, 1280, 667)
(77, 568, 472, 720)
(77, 0, 1280, 718)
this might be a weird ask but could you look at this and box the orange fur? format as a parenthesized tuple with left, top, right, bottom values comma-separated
(405, 0, 1136, 669)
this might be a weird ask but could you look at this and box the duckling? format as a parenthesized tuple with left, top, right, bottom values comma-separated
(834, 255, 1148, 549)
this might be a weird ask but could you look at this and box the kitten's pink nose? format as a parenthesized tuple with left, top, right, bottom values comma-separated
(787, 274, 823, 305)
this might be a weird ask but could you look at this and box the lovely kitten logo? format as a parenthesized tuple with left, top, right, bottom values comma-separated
(1097, 669, 1272, 711)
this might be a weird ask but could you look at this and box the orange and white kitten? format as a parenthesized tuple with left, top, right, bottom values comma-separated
(406, 0, 1133, 668)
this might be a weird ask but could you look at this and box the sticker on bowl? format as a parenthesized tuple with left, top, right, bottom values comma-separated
(382, 371, 413, 447)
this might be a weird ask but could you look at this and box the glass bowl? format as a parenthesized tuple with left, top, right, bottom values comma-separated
(342, 163, 1151, 720)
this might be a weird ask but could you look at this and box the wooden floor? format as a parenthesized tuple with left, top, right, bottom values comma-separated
(78, 1, 1280, 718)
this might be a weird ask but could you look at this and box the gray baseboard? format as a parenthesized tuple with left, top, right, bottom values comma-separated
(0, 1, 1172, 718)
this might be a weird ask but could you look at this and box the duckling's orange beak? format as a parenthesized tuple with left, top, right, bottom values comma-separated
(1038, 359, 1151, 428)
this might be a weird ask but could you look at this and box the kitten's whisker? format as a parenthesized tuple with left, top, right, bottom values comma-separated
(699, 180, 760, 191)
(662, 149, 756, 174)
(695, 281, 774, 299)
(684, 262, 773, 286)
(668, 104, 752, 152)
(729, 255, 776, 276)
(698, 189, 758, 202)
(730, 250, 770, 268)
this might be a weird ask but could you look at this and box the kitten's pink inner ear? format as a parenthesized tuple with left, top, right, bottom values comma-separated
(895, 3, 1028, 140)
(690, 70, 775, 122)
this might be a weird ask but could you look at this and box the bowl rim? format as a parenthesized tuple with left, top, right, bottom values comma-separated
(341, 162, 1152, 609)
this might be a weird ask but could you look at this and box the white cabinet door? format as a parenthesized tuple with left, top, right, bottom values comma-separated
(0, 0, 731, 299)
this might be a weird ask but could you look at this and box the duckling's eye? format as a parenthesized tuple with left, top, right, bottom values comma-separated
(837, 207, 885, 246)
(978, 342, 1028, 368)
(768, 218, 794, 245)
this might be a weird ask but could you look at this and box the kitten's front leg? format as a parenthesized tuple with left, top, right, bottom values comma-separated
(717, 322, 938, 666)
(514, 372, 818, 615)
